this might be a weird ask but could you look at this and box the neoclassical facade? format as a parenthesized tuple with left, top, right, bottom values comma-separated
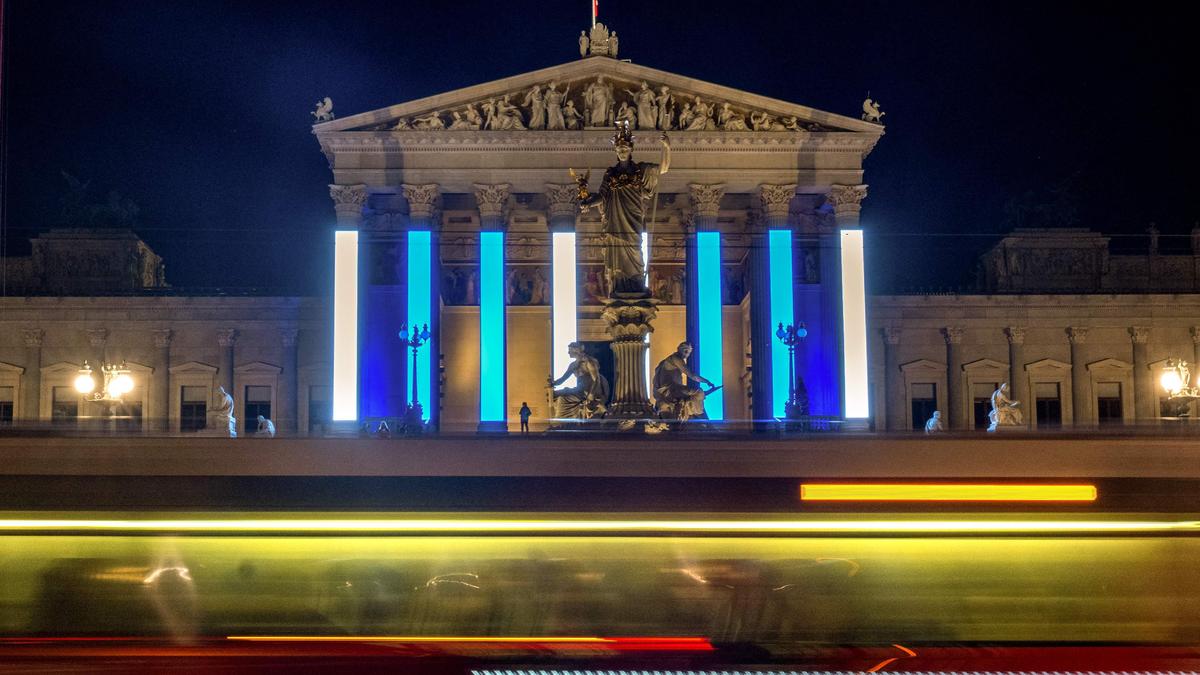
(313, 33, 881, 431)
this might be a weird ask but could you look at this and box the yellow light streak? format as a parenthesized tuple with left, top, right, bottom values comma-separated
(800, 483, 1098, 502)
(227, 636, 612, 643)
(0, 516, 1193, 534)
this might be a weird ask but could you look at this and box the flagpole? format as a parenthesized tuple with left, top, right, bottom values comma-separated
(592, 0, 597, 28)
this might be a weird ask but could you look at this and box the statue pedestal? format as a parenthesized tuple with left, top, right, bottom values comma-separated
(601, 295, 659, 419)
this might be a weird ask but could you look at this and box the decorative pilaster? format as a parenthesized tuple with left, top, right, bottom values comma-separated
(217, 328, 237, 393)
(942, 327, 965, 430)
(882, 327, 903, 431)
(1067, 327, 1090, 426)
(22, 329, 43, 424)
(152, 329, 172, 432)
(1004, 326, 1027, 424)
(1129, 326, 1153, 420)
(280, 329, 299, 435)
(85, 328, 109, 365)
(827, 184, 868, 228)
(329, 184, 367, 228)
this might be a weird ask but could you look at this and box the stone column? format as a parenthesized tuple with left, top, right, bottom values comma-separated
(1067, 326, 1090, 427)
(21, 329, 43, 424)
(85, 328, 108, 367)
(329, 184, 368, 228)
(1004, 326, 1027, 425)
(882, 327, 903, 431)
(686, 183, 726, 371)
(152, 329, 172, 432)
(759, 184, 797, 392)
(217, 328, 237, 394)
(474, 183, 511, 432)
(942, 327, 965, 430)
(402, 183, 441, 427)
(828, 184, 868, 229)
(1130, 326, 1153, 421)
(602, 299, 658, 418)
(280, 328, 299, 435)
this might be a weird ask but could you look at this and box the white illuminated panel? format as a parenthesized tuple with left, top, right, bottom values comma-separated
(551, 232, 577, 387)
(840, 229, 868, 418)
(332, 230, 358, 421)
(642, 232, 650, 397)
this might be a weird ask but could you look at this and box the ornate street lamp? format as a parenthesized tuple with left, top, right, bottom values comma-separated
(399, 323, 432, 433)
(775, 322, 809, 419)
(1160, 359, 1199, 402)
(74, 360, 134, 402)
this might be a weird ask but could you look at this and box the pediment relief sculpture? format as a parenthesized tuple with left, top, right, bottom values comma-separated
(358, 75, 837, 134)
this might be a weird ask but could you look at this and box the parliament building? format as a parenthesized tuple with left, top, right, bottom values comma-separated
(1, 27, 1197, 434)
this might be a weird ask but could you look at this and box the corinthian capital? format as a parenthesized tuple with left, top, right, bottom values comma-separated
(1066, 326, 1089, 344)
(882, 326, 902, 345)
(1129, 326, 1150, 344)
(152, 329, 173, 349)
(1004, 326, 1026, 345)
(544, 183, 580, 218)
(22, 328, 44, 348)
(827, 184, 869, 214)
(217, 328, 238, 348)
(758, 183, 797, 218)
(402, 183, 440, 220)
(942, 326, 964, 345)
(472, 183, 511, 221)
(328, 183, 368, 207)
(688, 183, 726, 217)
(86, 328, 109, 349)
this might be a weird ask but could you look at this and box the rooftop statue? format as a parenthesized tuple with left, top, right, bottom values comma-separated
(572, 122, 670, 296)
(547, 342, 609, 419)
(312, 97, 334, 122)
(862, 97, 885, 124)
(987, 382, 1023, 431)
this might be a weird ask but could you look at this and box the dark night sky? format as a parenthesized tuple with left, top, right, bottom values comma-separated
(2, 1, 1196, 293)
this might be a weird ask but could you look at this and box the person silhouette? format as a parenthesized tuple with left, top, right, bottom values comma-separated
(518, 402, 532, 433)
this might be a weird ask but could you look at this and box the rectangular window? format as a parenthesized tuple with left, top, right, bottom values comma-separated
(0, 386, 13, 426)
(244, 385, 272, 434)
(180, 385, 207, 432)
(1096, 381, 1122, 426)
(308, 385, 332, 435)
(52, 387, 78, 425)
(910, 382, 937, 431)
(972, 382, 998, 429)
(1035, 381, 1062, 429)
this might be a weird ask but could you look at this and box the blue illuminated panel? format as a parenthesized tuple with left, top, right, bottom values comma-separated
(768, 229, 794, 419)
(332, 230, 359, 421)
(479, 231, 506, 422)
(407, 230, 432, 419)
(696, 231, 724, 419)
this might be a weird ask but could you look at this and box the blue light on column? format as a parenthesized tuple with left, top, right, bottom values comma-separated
(332, 230, 359, 421)
(479, 230, 506, 422)
(696, 231, 724, 419)
(407, 230, 432, 420)
(768, 229, 794, 419)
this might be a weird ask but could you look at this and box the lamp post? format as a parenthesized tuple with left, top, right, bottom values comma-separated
(74, 360, 134, 402)
(775, 322, 809, 419)
(399, 323, 431, 432)
(1160, 359, 1198, 417)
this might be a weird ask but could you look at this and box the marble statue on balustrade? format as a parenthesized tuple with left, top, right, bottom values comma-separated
(653, 342, 717, 422)
(547, 342, 609, 419)
(214, 386, 237, 438)
(573, 122, 670, 296)
(987, 383, 1023, 432)
(924, 410, 944, 434)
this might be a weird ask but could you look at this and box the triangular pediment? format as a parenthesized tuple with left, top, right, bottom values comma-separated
(314, 57, 881, 136)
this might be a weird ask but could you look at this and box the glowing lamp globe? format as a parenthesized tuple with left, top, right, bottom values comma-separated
(74, 374, 96, 394)
(1161, 368, 1184, 395)
(112, 374, 134, 395)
